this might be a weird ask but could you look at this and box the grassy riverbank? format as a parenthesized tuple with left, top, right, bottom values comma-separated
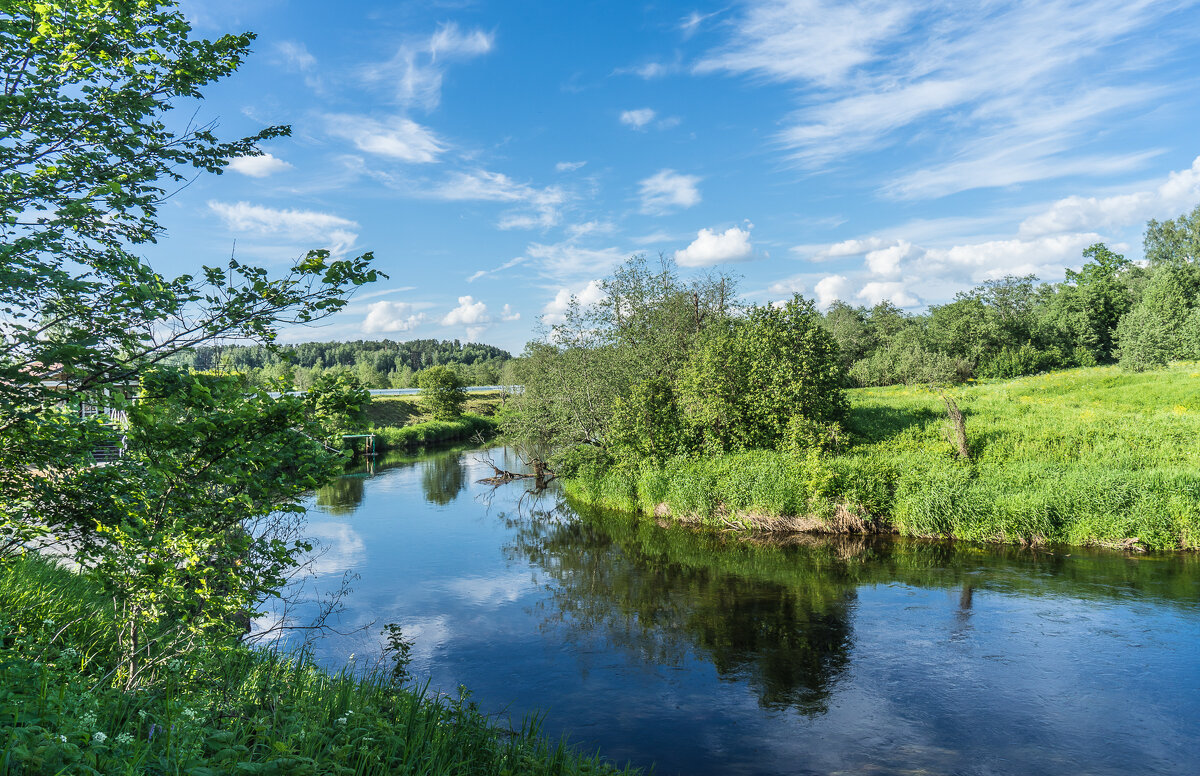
(355, 393, 504, 452)
(561, 364, 1200, 551)
(0, 554, 636, 775)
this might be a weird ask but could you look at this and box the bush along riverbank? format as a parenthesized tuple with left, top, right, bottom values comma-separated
(344, 414, 498, 453)
(0, 553, 637, 776)
(556, 364, 1200, 552)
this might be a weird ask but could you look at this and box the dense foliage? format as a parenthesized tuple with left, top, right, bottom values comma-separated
(502, 257, 848, 465)
(417, 365, 468, 420)
(827, 210, 1200, 386)
(179, 338, 515, 388)
(0, 0, 383, 685)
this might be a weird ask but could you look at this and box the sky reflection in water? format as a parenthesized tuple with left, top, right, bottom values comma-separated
(282, 447, 1200, 776)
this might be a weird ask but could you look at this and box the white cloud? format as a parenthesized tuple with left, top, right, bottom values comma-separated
(441, 295, 490, 328)
(500, 304, 520, 321)
(620, 108, 657, 129)
(542, 280, 606, 324)
(767, 275, 807, 295)
(856, 281, 919, 308)
(864, 240, 919, 278)
(674, 226, 754, 267)
(696, 0, 1183, 196)
(430, 170, 567, 229)
(362, 301, 425, 334)
(639, 169, 702, 214)
(207, 201, 359, 256)
(921, 233, 1103, 281)
(325, 114, 444, 163)
(1019, 155, 1200, 237)
(526, 242, 628, 281)
(226, 153, 293, 178)
(822, 237, 891, 258)
(556, 160, 587, 172)
(814, 275, 854, 309)
(365, 22, 493, 111)
(275, 40, 316, 72)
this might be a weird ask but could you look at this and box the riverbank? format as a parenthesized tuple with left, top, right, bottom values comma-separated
(0, 553, 637, 775)
(560, 364, 1200, 551)
(348, 392, 505, 452)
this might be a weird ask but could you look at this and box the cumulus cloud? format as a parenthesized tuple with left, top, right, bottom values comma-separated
(674, 226, 754, 267)
(1019, 155, 1200, 238)
(542, 280, 606, 325)
(325, 115, 444, 163)
(364, 22, 493, 111)
(207, 201, 358, 256)
(639, 169, 701, 214)
(620, 108, 657, 129)
(814, 275, 854, 309)
(864, 240, 919, 278)
(441, 295, 490, 326)
(500, 304, 520, 321)
(362, 301, 425, 334)
(441, 295, 494, 341)
(226, 153, 293, 178)
(856, 281, 919, 308)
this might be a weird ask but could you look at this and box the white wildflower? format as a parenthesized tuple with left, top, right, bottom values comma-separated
(59, 735, 67, 744)
(80, 712, 97, 728)
(115, 733, 133, 745)
(335, 716, 347, 725)
(92, 731, 107, 744)
(182, 708, 198, 720)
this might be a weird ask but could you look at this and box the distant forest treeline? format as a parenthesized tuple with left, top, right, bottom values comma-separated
(820, 205, 1200, 386)
(180, 338, 516, 389)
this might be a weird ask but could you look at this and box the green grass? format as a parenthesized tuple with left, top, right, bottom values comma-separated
(563, 363, 1200, 551)
(0, 554, 638, 776)
(365, 392, 504, 428)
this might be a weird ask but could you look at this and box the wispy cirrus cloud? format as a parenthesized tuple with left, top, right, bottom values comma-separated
(697, 0, 1191, 197)
(429, 170, 568, 229)
(364, 22, 493, 112)
(325, 114, 445, 164)
(207, 201, 359, 257)
(639, 169, 702, 214)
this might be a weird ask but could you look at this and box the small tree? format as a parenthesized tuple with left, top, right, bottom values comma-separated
(418, 365, 467, 420)
(305, 369, 371, 441)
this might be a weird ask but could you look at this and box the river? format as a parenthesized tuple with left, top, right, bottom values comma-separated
(273, 445, 1200, 775)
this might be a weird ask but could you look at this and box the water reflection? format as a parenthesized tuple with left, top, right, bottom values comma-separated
(293, 447, 1200, 776)
(421, 450, 467, 505)
(506, 507, 854, 715)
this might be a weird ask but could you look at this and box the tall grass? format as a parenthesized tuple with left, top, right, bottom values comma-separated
(562, 364, 1200, 551)
(0, 555, 637, 775)
(350, 414, 497, 453)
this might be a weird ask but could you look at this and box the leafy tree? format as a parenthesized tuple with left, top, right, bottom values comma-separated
(418, 365, 467, 420)
(0, 1, 381, 676)
(1145, 204, 1200, 266)
(678, 296, 847, 454)
(305, 369, 371, 440)
(32, 369, 343, 685)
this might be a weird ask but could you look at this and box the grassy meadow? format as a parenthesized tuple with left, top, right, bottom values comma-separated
(562, 364, 1200, 551)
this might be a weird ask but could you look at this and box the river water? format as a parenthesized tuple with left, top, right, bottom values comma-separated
(280, 445, 1200, 775)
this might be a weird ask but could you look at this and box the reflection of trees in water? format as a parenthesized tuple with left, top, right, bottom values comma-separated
(505, 507, 856, 716)
(421, 450, 466, 505)
(316, 476, 365, 515)
(505, 495, 1200, 717)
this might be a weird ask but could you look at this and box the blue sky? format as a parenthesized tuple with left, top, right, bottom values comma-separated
(155, 0, 1200, 353)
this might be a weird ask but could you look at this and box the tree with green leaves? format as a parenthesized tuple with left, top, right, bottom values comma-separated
(0, 1, 381, 679)
(418, 365, 467, 420)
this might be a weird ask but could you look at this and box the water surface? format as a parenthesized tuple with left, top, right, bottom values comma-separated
(281, 446, 1200, 775)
